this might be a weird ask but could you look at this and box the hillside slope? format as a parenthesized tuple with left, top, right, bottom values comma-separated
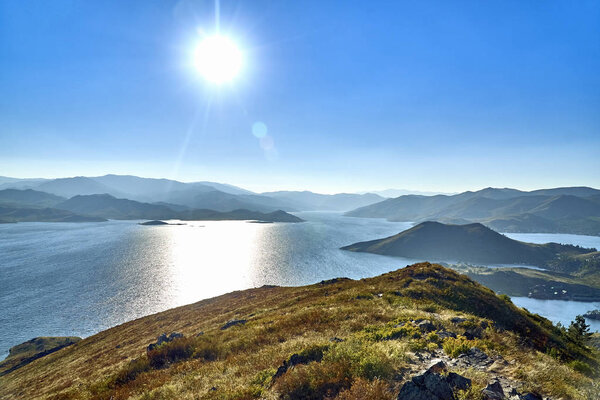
(341, 221, 594, 265)
(0, 263, 597, 400)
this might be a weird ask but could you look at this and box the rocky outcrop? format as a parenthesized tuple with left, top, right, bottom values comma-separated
(220, 319, 247, 330)
(397, 360, 471, 400)
(146, 332, 184, 352)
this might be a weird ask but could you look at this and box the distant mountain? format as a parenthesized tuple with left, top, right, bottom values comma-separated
(35, 177, 124, 198)
(55, 194, 302, 222)
(346, 186, 600, 236)
(359, 189, 457, 197)
(0, 189, 65, 208)
(176, 209, 304, 223)
(0, 206, 106, 223)
(261, 191, 384, 211)
(162, 190, 295, 213)
(341, 221, 594, 265)
(56, 194, 178, 220)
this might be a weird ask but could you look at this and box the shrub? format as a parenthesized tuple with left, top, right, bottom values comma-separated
(334, 378, 392, 399)
(113, 357, 151, 386)
(443, 337, 471, 358)
(362, 322, 420, 341)
(324, 341, 394, 381)
(274, 361, 352, 400)
(147, 337, 195, 369)
(569, 360, 594, 377)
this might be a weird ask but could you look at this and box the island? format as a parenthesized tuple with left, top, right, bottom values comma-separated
(584, 309, 600, 320)
(341, 221, 595, 265)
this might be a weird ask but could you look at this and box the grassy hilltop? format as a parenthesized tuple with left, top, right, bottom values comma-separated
(1, 263, 598, 400)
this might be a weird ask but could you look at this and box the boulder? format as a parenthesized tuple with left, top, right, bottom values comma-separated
(397, 361, 471, 400)
(463, 327, 484, 340)
(220, 319, 247, 330)
(437, 330, 457, 339)
(520, 393, 543, 400)
(481, 379, 505, 400)
(147, 332, 185, 352)
(418, 320, 436, 332)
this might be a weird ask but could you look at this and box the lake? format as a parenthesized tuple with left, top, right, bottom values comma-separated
(1, 213, 599, 356)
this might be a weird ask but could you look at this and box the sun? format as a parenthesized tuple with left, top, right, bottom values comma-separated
(193, 35, 243, 84)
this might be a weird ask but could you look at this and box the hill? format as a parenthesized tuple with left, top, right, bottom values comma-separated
(0, 263, 597, 399)
(0, 189, 65, 208)
(0, 206, 106, 223)
(177, 208, 304, 223)
(55, 194, 303, 222)
(56, 194, 179, 220)
(262, 191, 384, 211)
(341, 221, 594, 265)
(346, 187, 600, 236)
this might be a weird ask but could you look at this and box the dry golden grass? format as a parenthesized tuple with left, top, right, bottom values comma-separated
(1, 263, 598, 400)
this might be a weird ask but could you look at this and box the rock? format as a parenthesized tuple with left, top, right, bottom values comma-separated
(147, 332, 185, 352)
(482, 380, 505, 400)
(397, 365, 471, 400)
(457, 347, 492, 368)
(463, 327, 484, 340)
(436, 330, 457, 339)
(272, 347, 327, 381)
(488, 359, 508, 372)
(520, 393, 543, 400)
(451, 317, 467, 324)
(330, 337, 344, 342)
(418, 320, 436, 332)
(447, 372, 471, 391)
(427, 360, 447, 373)
(220, 319, 247, 330)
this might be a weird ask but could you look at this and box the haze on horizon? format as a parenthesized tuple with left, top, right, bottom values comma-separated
(1, 1, 599, 194)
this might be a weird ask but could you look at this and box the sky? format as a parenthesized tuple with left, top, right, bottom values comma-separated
(0, 0, 599, 194)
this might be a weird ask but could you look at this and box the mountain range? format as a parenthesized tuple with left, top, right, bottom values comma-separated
(345, 186, 600, 236)
(0, 175, 384, 212)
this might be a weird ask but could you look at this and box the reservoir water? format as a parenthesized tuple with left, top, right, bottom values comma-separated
(1, 212, 599, 356)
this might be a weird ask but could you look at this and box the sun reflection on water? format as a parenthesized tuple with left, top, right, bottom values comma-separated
(165, 221, 264, 304)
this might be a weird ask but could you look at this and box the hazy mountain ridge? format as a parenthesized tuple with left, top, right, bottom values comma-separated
(0, 175, 384, 213)
(346, 187, 600, 236)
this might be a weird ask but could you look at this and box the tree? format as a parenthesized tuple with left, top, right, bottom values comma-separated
(568, 315, 592, 344)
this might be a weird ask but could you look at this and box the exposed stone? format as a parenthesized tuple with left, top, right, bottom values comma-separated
(450, 317, 467, 324)
(397, 361, 471, 400)
(418, 320, 436, 332)
(436, 330, 457, 339)
(220, 319, 247, 330)
(463, 327, 484, 340)
(520, 393, 543, 400)
(329, 337, 344, 342)
(482, 379, 505, 400)
(457, 347, 492, 368)
(147, 332, 185, 352)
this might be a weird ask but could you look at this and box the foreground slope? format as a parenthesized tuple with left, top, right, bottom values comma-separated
(1, 263, 597, 400)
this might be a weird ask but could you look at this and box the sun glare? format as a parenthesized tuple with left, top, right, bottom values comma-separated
(193, 35, 243, 84)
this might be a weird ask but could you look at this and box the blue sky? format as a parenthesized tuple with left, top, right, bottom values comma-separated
(1, 0, 599, 193)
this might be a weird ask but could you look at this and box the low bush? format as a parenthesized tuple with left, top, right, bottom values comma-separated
(443, 336, 471, 358)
